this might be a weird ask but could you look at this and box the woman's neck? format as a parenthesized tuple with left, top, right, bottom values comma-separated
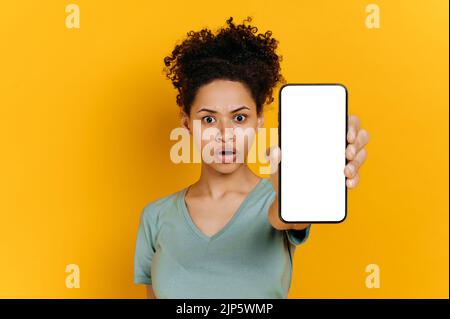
(191, 164, 261, 199)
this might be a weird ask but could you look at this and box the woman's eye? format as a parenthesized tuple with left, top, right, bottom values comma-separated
(202, 116, 216, 124)
(234, 114, 246, 122)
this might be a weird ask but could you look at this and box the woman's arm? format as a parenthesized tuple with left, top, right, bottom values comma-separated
(146, 285, 157, 299)
(267, 171, 310, 231)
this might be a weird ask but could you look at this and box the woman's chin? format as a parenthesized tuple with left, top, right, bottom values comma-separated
(209, 162, 243, 174)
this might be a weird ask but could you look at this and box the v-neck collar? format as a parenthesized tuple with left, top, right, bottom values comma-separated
(179, 178, 267, 242)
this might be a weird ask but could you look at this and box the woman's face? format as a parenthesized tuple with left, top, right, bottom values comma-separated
(182, 79, 264, 175)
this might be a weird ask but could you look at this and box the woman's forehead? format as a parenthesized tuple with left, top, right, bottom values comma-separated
(191, 80, 256, 112)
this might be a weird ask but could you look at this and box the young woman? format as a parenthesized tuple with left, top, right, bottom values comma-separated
(134, 17, 369, 299)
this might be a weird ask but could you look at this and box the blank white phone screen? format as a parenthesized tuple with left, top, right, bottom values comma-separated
(279, 84, 347, 223)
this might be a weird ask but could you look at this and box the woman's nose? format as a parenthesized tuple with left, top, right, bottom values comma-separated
(216, 121, 235, 142)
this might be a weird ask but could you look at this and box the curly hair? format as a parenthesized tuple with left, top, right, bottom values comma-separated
(163, 16, 286, 116)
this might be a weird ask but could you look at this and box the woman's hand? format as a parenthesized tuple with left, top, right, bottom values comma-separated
(344, 115, 369, 188)
(266, 114, 369, 231)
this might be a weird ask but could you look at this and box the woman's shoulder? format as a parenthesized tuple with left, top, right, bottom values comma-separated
(257, 177, 276, 196)
(139, 186, 187, 220)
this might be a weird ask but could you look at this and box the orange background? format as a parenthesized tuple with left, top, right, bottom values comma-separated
(0, 0, 448, 298)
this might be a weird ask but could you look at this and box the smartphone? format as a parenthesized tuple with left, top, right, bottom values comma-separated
(278, 84, 348, 223)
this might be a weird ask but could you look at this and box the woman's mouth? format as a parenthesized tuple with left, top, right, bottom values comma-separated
(214, 148, 237, 164)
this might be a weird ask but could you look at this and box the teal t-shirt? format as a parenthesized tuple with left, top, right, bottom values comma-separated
(133, 177, 311, 298)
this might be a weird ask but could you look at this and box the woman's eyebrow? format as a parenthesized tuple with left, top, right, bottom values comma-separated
(197, 108, 217, 113)
(230, 106, 250, 113)
(196, 106, 251, 113)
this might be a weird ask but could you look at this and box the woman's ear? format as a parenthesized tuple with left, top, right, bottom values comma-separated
(257, 112, 264, 129)
(181, 111, 191, 134)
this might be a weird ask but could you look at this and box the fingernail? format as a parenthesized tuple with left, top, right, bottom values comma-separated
(348, 131, 354, 141)
(346, 148, 353, 159)
(348, 165, 354, 174)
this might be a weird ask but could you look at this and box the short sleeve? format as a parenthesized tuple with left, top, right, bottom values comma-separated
(285, 224, 311, 246)
(134, 206, 156, 285)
